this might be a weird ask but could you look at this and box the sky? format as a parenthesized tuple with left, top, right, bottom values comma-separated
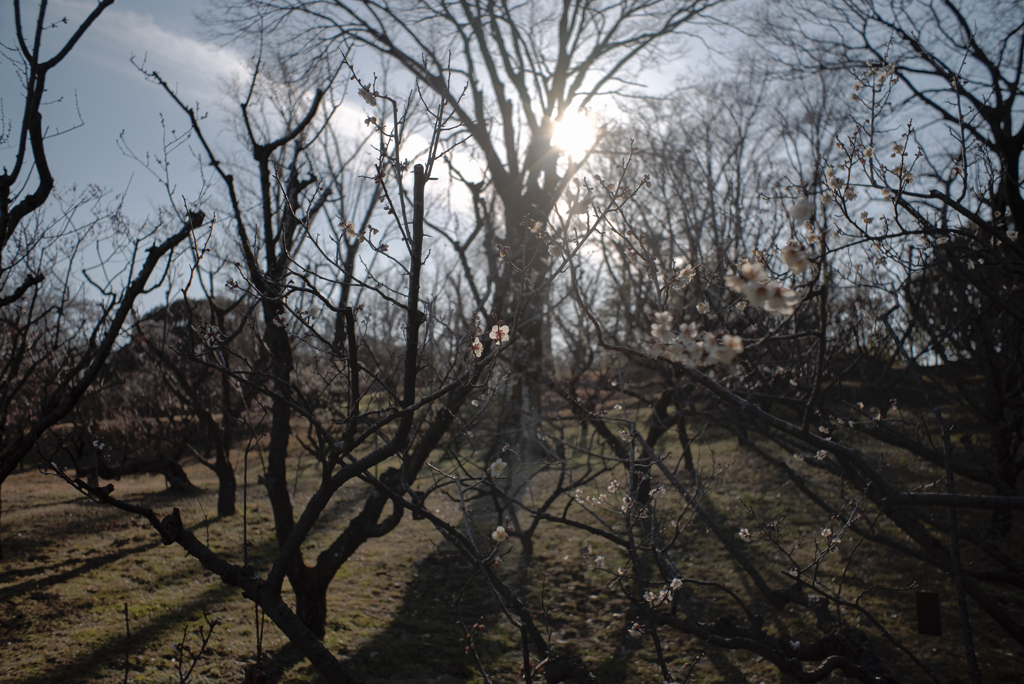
(1, 0, 716, 224)
(1, 0, 251, 223)
(0, 0, 727, 317)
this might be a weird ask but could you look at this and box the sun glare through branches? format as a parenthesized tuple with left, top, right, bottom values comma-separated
(551, 108, 597, 160)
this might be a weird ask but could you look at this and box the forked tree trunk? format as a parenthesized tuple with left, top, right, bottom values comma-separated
(293, 573, 329, 639)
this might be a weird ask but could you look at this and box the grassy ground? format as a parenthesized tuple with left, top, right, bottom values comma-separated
(1, 428, 1022, 683)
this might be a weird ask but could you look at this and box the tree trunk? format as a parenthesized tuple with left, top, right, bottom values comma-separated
(293, 571, 329, 639)
(990, 438, 1019, 536)
(215, 451, 237, 517)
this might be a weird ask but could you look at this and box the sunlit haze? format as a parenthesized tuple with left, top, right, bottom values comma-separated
(550, 108, 598, 160)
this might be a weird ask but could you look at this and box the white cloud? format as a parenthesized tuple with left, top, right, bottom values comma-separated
(54, 0, 246, 104)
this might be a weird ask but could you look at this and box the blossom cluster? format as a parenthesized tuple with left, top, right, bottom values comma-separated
(643, 577, 684, 608)
(661, 258, 698, 293)
(780, 241, 811, 275)
(725, 262, 798, 316)
(195, 321, 225, 348)
(825, 165, 859, 201)
(646, 311, 743, 367)
(573, 487, 610, 507)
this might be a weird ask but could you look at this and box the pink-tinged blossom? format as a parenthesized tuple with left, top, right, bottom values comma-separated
(471, 337, 484, 358)
(489, 324, 510, 343)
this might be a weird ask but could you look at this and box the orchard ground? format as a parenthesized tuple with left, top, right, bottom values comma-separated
(1, 421, 1021, 683)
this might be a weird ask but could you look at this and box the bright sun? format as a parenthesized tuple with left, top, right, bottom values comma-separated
(550, 109, 597, 160)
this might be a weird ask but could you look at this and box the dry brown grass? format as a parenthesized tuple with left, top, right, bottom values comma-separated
(1, 428, 1022, 683)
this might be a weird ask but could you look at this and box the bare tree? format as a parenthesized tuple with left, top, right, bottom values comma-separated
(512, 3, 1024, 681)
(0, 0, 199, 559)
(209, 0, 728, 464)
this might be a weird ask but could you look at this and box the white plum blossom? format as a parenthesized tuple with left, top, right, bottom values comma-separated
(658, 259, 698, 291)
(781, 241, 811, 275)
(726, 262, 798, 316)
(789, 196, 815, 225)
(491, 526, 508, 542)
(471, 337, 484, 358)
(696, 300, 710, 314)
(704, 333, 744, 366)
(738, 528, 752, 542)
(763, 286, 799, 315)
(676, 261, 697, 283)
(358, 85, 377, 107)
(644, 588, 671, 607)
(487, 457, 508, 478)
(646, 311, 743, 367)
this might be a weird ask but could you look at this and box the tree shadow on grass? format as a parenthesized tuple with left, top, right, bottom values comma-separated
(331, 544, 676, 684)
(338, 546, 500, 683)
(0, 540, 163, 601)
(9, 581, 240, 684)
(0, 516, 220, 601)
